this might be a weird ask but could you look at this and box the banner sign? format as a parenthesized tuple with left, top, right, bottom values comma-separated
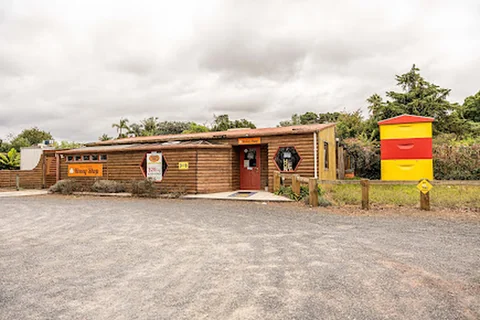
(238, 137, 261, 145)
(146, 152, 163, 181)
(68, 164, 103, 177)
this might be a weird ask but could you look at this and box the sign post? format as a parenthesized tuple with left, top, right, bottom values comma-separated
(417, 179, 432, 211)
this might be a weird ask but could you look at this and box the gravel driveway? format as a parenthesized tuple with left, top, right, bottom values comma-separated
(0, 196, 479, 319)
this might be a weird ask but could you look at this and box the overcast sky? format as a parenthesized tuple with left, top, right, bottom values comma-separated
(0, 0, 479, 142)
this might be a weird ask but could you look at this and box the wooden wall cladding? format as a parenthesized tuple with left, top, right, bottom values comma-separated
(0, 155, 45, 189)
(196, 148, 233, 193)
(58, 148, 235, 194)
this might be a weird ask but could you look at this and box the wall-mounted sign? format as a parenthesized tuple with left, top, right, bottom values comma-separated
(147, 152, 163, 181)
(68, 164, 103, 177)
(178, 162, 189, 170)
(238, 137, 261, 145)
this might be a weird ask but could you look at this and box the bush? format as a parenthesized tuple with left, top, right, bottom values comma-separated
(275, 184, 330, 206)
(91, 180, 126, 193)
(131, 178, 157, 198)
(433, 140, 480, 180)
(49, 180, 78, 195)
(343, 138, 380, 180)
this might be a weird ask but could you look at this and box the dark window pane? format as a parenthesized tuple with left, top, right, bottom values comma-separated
(324, 142, 329, 169)
(67, 156, 74, 162)
(243, 148, 257, 167)
(91, 155, 99, 161)
(274, 147, 301, 172)
(74, 155, 81, 161)
(83, 155, 90, 161)
(100, 155, 107, 161)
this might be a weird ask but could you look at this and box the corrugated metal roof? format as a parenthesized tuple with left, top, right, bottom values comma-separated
(87, 123, 335, 147)
(57, 141, 230, 154)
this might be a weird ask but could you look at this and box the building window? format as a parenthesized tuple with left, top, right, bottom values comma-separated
(91, 154, 99, 161)
(100, 155, 107, 161)
(274, 147, 301, 172)
(74, 155, 81, 161)
(83, 155, 90, 161)
(324, 142, 329, 169)
(67, 155, 74, 162)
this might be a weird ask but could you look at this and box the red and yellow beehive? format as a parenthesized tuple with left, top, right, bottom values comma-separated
(379, 115, 434, 180)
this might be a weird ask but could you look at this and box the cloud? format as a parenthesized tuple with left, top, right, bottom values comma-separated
(0, 0, 479, 142)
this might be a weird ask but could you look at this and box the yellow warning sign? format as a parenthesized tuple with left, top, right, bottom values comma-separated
(417, 179, 433, 194)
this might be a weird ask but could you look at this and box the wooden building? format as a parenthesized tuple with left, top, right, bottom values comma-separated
(55, 124, 337, 194)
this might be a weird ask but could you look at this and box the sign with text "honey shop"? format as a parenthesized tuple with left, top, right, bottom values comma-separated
(68, 164, 103, 177)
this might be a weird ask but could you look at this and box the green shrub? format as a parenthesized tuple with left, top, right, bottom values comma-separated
(275, 184, 330, 206)
(433, 141, 480, 180)
(91, 180, 125, 193)
(49, 180, 78, 195)
(343, 138, 380, 180)
(131, 178, 157, 198)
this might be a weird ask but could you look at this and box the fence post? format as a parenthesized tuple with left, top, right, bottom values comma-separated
(420, 191, 430, 211)
(292, 174, 300, 195)
(338, 146, 345, 180)
(16, 174, 20, 191)
(361, 179, 370, 210)
(309, 177, 319, 207)
(273, 171, 281, 193)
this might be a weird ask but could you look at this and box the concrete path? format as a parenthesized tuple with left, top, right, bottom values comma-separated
(0, 189, 48, 198)
(183, 190, 292, 202)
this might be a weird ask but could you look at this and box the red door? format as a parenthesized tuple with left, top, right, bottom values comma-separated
(240, 146, 261, 190)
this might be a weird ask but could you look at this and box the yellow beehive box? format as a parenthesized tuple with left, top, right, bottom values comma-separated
(381, 159, 433, 180)
(380, 122, 432, 140)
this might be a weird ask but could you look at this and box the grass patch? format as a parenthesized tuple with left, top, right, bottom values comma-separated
(327, 184, 480, 209)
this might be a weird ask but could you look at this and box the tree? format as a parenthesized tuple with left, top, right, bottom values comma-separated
(140, 117, 159, 136)
(182, 123, 210, 134)
(9, 127, 53, 151)
(157, 121, 192, 135)
(99, 134, 113, 141)
(299, 112, 319, 124)
(0, 139, 12, 153)
(127, 123, 143, 137)
(462, 90, 480, 123)
(54, 141, 83, 149)
(212, 114, 256, 131)
(369, 65, 456, 136)
(0, 148, 20, 169)
(278, 114, 301, 127)
(336, 110, 365, 140)
(112, 118, 130, 138)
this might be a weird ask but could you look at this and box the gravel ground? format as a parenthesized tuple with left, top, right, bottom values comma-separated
(0, 196, 479, 320)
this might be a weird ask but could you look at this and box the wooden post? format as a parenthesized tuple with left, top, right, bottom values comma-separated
(420, 191, 430, 211)
(337, 146, 345, 180)
(309, 177, 319, 207)
(16, 174, 20, 191)
(292, 174, 300, 195)
(273, 171, 281, 193)
(361, 179, 370, 210)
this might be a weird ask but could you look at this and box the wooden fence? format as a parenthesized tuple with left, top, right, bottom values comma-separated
(274, 170, 480, 209)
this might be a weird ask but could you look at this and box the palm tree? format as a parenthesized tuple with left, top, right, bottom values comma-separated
(0, 148, 20, 169)
(140, 117, 159, 136)
(112, 118, 130, 138)
(99, 134, 113, 141)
